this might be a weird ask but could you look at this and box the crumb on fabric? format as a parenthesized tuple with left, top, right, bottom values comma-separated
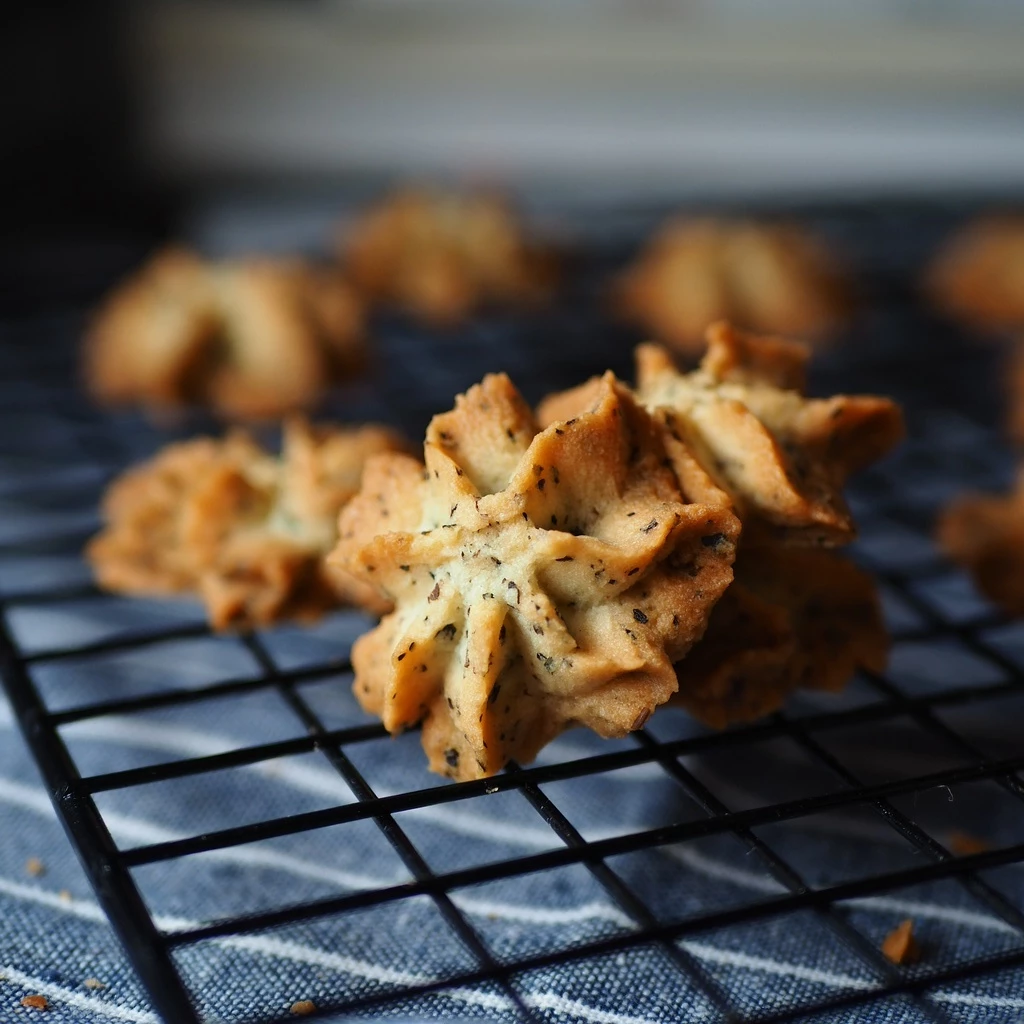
(947, 830, 990, 856)
(882, 919, 920, 965)
(58, 890, 72, 903)
(290, 1000, 316, 1016)
(83, 979, 105, 990)
(25, 858, 44, 877)
(20, 995, 49, 1010)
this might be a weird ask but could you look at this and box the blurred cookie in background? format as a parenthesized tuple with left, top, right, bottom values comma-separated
(615, 218, 850, 358)
(85, 248, 366, 420)
(87, 418, 406, 630)
(339, 188, 557, 327)
(937, 470, 1024, 621)
(925, 215, 1024, 333)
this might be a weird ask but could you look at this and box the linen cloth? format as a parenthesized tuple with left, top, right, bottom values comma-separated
(3, 287, 1024, 1023)
(6, 529, 1024, 1024)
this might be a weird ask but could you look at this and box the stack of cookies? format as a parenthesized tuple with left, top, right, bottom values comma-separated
(329, 322, 903, 780)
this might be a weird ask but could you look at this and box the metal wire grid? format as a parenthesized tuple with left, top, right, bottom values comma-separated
(3, 210, 1024, 1023)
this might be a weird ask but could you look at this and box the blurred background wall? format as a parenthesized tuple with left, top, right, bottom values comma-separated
(3, 1, 1024, 308)
(134, 0, 1024, 199)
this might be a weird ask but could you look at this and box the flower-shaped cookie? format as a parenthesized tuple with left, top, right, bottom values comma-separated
(88, 420, 405, 629)
(331, 372, 740, 779)
(937, 474, 1024, 618)
(616, 218, 849, 356)
(540, 324, 902, 546)
(85, 248, 365, 419)
(635, 323, 903, 545)
(676, 548, 888, 728)
(341, 189, 554, 326)
(926, 215, 1024, 331)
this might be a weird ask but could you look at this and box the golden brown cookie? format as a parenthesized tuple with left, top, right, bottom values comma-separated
(341, 189, 554, 326)
(937, 474, 1024, 618)
(675, 547, 889, 728)
(85, 248, 365, 419)
(87, 420, 405, 630)
(330, 372, 740, 780)
(616, 218, 849, 356)
(539, 323, 904, 547)
(926, 215, 1024, 331)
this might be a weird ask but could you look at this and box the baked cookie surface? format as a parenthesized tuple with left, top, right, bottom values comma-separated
(331, 372, 740, 780)
(535, 324, 898, 736)
(926, 215, 1024, 331)
(675, 547, 888, 728)
(85, 248, 365, 419)
(616, 218, 849, 356)
(341, 189, 554, 326)
(88, 420, 405, 630)
(540, 323, 904, 547)
(937, 474, 1024, 618)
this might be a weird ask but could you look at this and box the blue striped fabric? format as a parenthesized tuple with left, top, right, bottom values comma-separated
(4, 406, 1024, 1024)
(2, 293, 1024, 1021)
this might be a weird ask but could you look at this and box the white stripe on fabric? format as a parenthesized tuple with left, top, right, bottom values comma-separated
(666, 844, 1018, 935)
(10, 707, 357, 803)
(0, 706, 940, 851)
(0, 965, 158, 1023)
(0, 878, 881, 1024)
(0, 771, 1012, 940)
(10, 870, 1024, 1020)
(0, 705, 590, 847)
(679, 941, 874, 990)
(0, 775, 634, 931)
(0, 708, 919, 851)
(0, 880, 655, 1024)
(931, 991, 1024, 1010)
(0, 775, 404, 892)
(526, 991, 709, 1024)
(0, 876, 108, 924)
(0, 702, 946, 850)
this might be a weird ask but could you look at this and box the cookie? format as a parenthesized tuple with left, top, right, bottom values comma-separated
(539, 323, 904, 546)
(675, 547, 888, 728)
(85, 248, 365, 419)
(926, 215, 1024, 331)
(330, 372, 740, 780)
(937, 477, 1024, 618)
(341, 189, 554, 326)
(616, 218, 849, 356)
(88, 420, 405, 630)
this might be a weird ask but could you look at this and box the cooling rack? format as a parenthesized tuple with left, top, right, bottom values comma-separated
(4, 202, 1024, 1024)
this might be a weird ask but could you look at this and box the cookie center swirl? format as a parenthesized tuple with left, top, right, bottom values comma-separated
(335, 371, 740, 778)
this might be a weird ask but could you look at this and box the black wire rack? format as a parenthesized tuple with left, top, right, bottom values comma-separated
(4, 201, 1024, 1024)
